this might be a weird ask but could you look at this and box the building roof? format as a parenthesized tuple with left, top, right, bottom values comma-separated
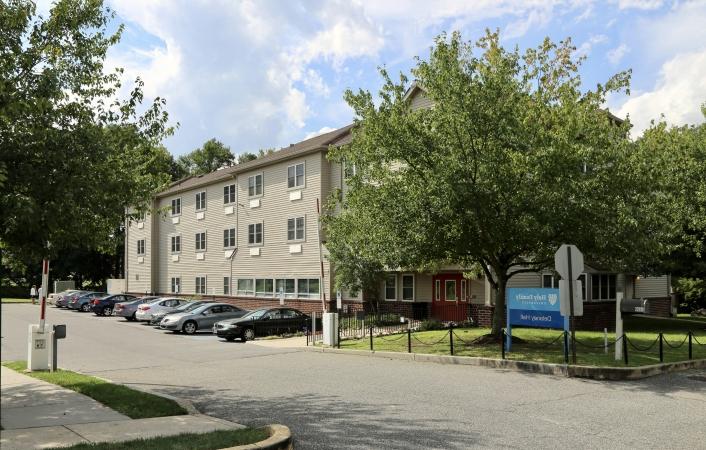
(157, 124, 353, 198)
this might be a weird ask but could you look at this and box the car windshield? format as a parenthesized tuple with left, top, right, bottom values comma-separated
(180, 302, 203, 312)
(241, 309, 268, 320)
(98, 295, 111, 300)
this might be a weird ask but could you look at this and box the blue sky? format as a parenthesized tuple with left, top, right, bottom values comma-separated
(43, 1, 706, 156)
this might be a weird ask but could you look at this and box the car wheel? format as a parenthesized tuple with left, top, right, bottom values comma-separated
(80, 303, 90, 312)
(242, 328, 255, 341)
(225, 336, 236, 342)
(182, 321, 197, 335)
(103, 307, 112, 316)
(126, 313, 135, 322)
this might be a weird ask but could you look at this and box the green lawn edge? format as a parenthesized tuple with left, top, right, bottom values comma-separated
(47, 428, 270, 450)
(2, 361, 187, 419)
(1, 298, 33, 303)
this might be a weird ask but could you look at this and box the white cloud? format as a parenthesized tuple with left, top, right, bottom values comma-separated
(616, 50, 706, 136)
(617, 0, 664, 10)
(606, 43, 629, 64)
(305, 126, 337, 139)
(575, 34, 608, 58)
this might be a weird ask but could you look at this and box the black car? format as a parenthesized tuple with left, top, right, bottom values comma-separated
(91, 294, 137, 316)
(214, 307, 312, 342)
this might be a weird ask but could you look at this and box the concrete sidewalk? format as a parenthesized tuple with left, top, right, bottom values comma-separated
(0, 365, 242, 449)
(251, 335, 309, 348)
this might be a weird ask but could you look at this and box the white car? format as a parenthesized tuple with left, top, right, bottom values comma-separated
(135, 298, 188, 322)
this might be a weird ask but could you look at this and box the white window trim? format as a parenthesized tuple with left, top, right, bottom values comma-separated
(236, 278, 255, 296)
(194, 230, 207, 252)
(402, 274, 415, 302)
(287, 162, 306, 190)
(461, 279, 467, 301)
(435, 279, 440, 301)
(195, 276, 207, 295)
(275, 278, 297, 299)
(170, 234, 182, 254)
(384, 274, 397, 301)
(136, 239, 145, 256)
(223, 184, 236, 204)
(287, 215, 306, 242)
(590, 273, 618, 301)
(296, 277, 320, 299)
(445, 279, 457, 302)
(170, 277, 181, 294)
(195, 191, 207, 212)
(171, 197, 182, 217)
(247, 172, 264, 198)
(248, 222, 264, 247)
(223, 276, 230, 295)
(223, 228, 236, 249)
(255, 278, 275, 297)
(542, 273, 560, 289)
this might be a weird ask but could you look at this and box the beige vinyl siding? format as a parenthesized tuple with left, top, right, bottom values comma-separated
(469, 279, 486, 304)
(157, 178, 238, 295)
(635, 276, 670, 298)
(125, 210, 152, 294)
(231, 151, 332, 301)
(507, 272, 542, 289)
(415, 273, 433, 302)
(409, 89, 434, 110)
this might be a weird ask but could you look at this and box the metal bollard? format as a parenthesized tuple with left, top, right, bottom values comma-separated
(449, 324, 454, 356)
(659, 333, 663, 363)
(623, 335, 629, 365)
(563, 331, 569, 365)
(407, 328, 412, 353)
(369, 326, 374, 351)
(688, 331, 692, 360)
(501, 329, 505, 359)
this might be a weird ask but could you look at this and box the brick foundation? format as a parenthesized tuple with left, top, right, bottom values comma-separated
(646, 297, 672, 317)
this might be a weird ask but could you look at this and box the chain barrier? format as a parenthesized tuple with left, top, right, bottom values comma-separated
(663, 334, 689, 349)
(626, 335, 660, 352)
(574, 336, 617, 349)
(377, 332, 407, 342)
(519, 332, 566, 350)
(451, 331, 486, 346)
(412, 331, 451, 346)
(692, 334, 704, 346)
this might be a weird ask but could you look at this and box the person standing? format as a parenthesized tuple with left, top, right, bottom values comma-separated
(30, 285, 38, 305)
(37, 286, 43, 306)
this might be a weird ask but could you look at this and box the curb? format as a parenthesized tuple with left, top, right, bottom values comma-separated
(303, 346, 706, 380)
(220, 425, 292, 450)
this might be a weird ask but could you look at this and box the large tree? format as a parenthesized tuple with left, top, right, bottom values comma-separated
(326, 31, 670, 336)
(177, 138, 235, 175)
(0, 0, 174, 263)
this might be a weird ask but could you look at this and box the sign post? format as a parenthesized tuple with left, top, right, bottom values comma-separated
(555, 244, 584, 364)
(615, 292, 623, 361)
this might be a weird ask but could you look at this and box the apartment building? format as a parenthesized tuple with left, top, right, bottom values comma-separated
(125, 86, 672, 327)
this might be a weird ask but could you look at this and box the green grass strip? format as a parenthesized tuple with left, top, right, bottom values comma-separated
(1, 298, 33, 303)
(2, 361, 187, 419)
(48, 428, 270, 450)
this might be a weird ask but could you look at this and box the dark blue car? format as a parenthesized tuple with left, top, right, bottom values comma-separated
(91, 294, 137, 316)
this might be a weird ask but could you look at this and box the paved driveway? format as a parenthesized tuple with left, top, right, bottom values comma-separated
(2, 304, 705, 449)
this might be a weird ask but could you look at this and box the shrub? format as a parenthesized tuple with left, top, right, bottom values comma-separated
(419, 319, 445, 331)
(674, 277, 706, 312)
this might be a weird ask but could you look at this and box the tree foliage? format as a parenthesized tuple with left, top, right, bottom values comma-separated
(327, 31, 669, 334)
(0, 0, 175, 262)
(177, 138, 235, 175)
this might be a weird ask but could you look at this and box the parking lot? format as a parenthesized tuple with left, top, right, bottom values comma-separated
(2, 303, 705, 449)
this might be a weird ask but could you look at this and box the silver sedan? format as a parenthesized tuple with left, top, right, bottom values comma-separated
(159, 303, 248, 334)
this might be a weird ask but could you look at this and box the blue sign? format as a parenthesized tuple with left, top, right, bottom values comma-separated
(507, 288, 563, 328)
(506, 288, 567, 352)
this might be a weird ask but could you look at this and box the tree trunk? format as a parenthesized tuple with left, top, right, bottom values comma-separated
(491, 273, 507, 336)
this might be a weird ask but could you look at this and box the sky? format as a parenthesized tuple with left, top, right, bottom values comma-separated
(41, 0, 706, 156)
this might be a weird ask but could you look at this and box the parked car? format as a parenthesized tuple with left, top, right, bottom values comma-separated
(67, 292, 106, 312)
(149, 300, 213, 325)
(160, 303, 248, 334)
(115, 296, 160, 321)
(214, 307, 311, 341)
(91, 294, 137, 316)
(55, 290, 86, 308)
(135, 297, 189, 322)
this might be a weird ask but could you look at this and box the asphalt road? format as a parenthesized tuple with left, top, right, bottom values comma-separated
(2, 303, 705, 449)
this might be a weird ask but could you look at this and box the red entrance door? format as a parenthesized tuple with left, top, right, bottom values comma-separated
(432, 273, 468, 321)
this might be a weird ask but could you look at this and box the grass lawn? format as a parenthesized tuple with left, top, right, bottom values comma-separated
(677, 313, 706, 324)
(338, 315, 706, 367)
(48, 429, 270, 450)
(1, 298, 33, 303)
(2, 361, 187, 419)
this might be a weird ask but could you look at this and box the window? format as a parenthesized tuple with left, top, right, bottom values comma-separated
(578, 274, 586, 301)
(255, 278, 274, 297)
(223, 184, 236, 204)
(237, 278, 254, 296)
(136, 239, 145, 255)
(591, 274, 617, 301)
(402, 275, 415, 301)
(385, 274, 396, 301)
(195, 276, 206, 294)
(171, 198, 181, 216)
(435, 279, 440, 301)
(248, 223, 263, 245)
(542, 274, 560, 289)
(223, 228, 236, 248)
(248, 174, 263, 197)
(195, 232, 206, 251)
(445, 280, 457, 301)
(461, 279, 467, 301)
(287, 217, 305, 241)
(195, 191, 206, 211)
(276, 279, 296, 298)
(287, 163, 305, 188)
(297, 278, 320, 299)
(170, 235, 181, 253)
(281, 309, 299, 319)
(343, 159, 357, 178)
(223, 277, 230, 295)
(170, 277, 181, 293)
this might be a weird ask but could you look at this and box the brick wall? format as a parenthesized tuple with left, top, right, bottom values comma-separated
(574, 302, 615, 331)
(647, 297, 672, 317)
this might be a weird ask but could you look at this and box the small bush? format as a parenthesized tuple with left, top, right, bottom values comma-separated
(419, 320, 445, 331)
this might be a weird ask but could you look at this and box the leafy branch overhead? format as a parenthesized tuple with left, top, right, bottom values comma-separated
(326, 30, 676, 335)
(0, 0, 176, 259)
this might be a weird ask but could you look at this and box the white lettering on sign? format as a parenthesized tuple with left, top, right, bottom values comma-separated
(520, 314, 553, 322)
